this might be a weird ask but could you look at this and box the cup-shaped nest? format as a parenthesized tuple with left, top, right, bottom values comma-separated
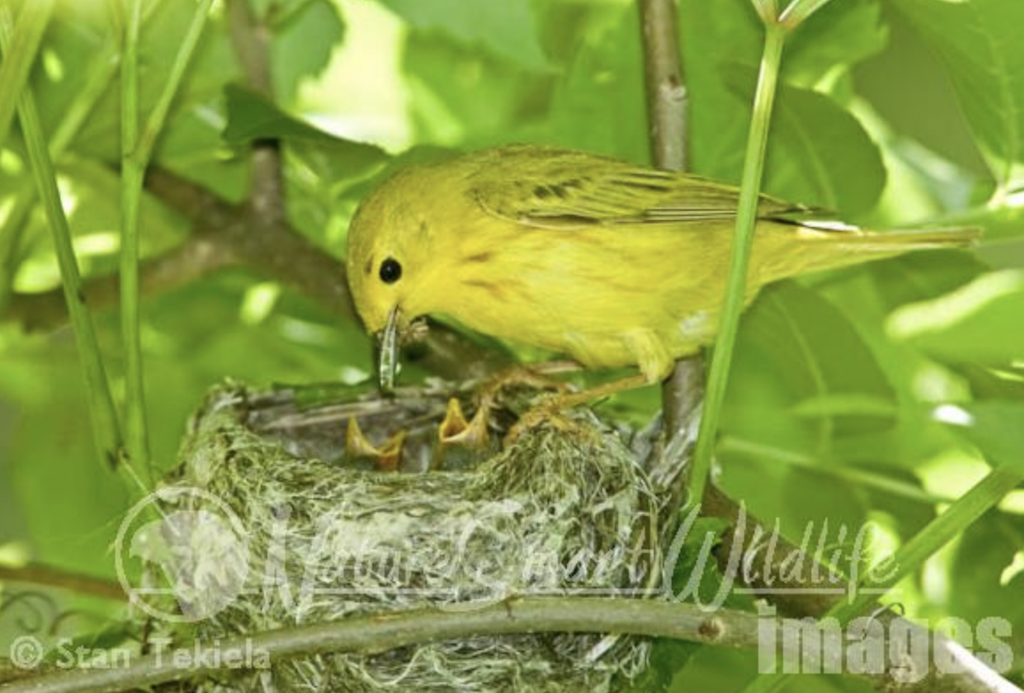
(139, 382, 664, 692)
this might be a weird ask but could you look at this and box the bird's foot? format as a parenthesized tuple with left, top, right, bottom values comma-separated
(477, 363, 575, 402)
(504, 372, 650, 445)
(431, 364, 572, 467)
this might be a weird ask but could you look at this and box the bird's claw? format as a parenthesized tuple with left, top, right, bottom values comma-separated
(503, 394, 577, 446)
(480, 364, 573, 400)
(503, 372, 650, 446)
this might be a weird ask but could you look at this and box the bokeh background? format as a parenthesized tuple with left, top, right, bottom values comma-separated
(1, 0, 1023, 689)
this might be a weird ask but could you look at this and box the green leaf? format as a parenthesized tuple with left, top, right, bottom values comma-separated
(629, 639, 703, 693)
(947, 511, 1024, 629)
(720, 66, 887, 213)
(677, 0, 761, 179)
(957, 364, 1024, 402)
(786, 0, 887, 86)
(735, 281, 897, 440)
(781, 467, 867, 545)
(817, 253, 988, 468)
(269, 0, 345, 101)
(55, 1, 244, 196)
(851, 463, 936, 538)
(10, 351, 129, 570)
(223, 83, 337, 143)
(886, 269, 1024, 365)
(42, 621, 138, 665)
(867, 250, 989, 312)
(679, 0, 887, 215)
(540, 3, 648, 162)
(380, 0, 549, 71)
(769, 80, 886, 214)
(222, 84, 387, 176)
(632, 517, 735, 691)
(790, 393, 899, 421)
(894, 0, 1024, 188)
(939, 400, 1024, 473)
(0, 0, 55, 153)
(668, 517, 734, 602)
(400, 34, 539, 147)
(949, 204, 1024, 244)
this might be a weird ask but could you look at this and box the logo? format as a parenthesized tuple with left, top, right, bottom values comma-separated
(114, 487, 250, 622)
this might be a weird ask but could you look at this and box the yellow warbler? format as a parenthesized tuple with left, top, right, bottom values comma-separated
(346, 145, 979, 389)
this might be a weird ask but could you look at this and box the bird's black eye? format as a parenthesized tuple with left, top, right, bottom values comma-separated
(379, 257, 402, 284)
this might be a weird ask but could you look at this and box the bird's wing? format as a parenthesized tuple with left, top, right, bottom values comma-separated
(468, 147, 816, 230)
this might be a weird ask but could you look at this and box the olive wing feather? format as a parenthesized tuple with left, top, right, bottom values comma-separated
(467, 145, 818, 229)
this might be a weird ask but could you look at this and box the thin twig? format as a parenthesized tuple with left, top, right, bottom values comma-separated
(2, 593, 1008, 693)
(3, 12, 124, 471)
(0, 565, 124, 602)
(225, 0, 284, 226)
(700, 486, 1020, 693)
(0, 597, 792, 693)
(638, 0, 687, 172)
(0, 0, 55, 152)
(636, 0, 705, 457)
(3, 0, 502, 381)
(687, 18, 785, 536)
(2, 166, 502, 380)
(633, 13, 1013, 690)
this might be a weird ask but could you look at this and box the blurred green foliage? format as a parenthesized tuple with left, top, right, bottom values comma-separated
(1, 0, 1023, 690)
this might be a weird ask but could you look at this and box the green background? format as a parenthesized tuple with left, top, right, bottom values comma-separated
(1, 0, 1023, 690)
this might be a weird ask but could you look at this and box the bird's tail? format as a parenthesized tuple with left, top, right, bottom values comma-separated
(828, 224, 980, 251)
(763, 222, 982, 280)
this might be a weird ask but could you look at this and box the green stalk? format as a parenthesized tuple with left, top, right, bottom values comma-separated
(52, 46, 122, 156)
(120, 0, 150, 477)
(136, 0, 215, 164)
(0, 191, 34, 312)
(750, 0, 779, 24)
(742, 466, 1023, 693)
(828, 466, 1024, 622)
(0, 45, 120, 311)
(0, 0, 54, 152)
(1, 20, 124, 471)
(717, 436, 949, 505)
(711, 7, 842, 690)
(779, 0, 834, 28)
(685, 22, 787, 510)
(118, 0, 213, 476)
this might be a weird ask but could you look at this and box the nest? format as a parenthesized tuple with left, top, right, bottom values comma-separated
(137, 380, 682, 692)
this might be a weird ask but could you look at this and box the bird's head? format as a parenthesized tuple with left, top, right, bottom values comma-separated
(346, 167, 442, 391)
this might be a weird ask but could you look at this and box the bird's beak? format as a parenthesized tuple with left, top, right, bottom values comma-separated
(377, 305, 402, 393)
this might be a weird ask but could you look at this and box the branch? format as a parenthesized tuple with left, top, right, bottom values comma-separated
(3, 0, 501, 381)
(3, 593, 1012, 693)
(634, 9, 1016, 693)
(700, 486, 1020, 693)
(3, 220, 238, 332)
(1, 598, 757, 693)
(4, 168, 498, 380)
(225, 0, 284, 227)
(638, 0, 687, 171)
(144, 167, 352, 318)
(636, 0, 705, 451)
(0, 564, 123, 602)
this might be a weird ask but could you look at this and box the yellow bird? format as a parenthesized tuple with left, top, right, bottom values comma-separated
(346, 145, 979, 390)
